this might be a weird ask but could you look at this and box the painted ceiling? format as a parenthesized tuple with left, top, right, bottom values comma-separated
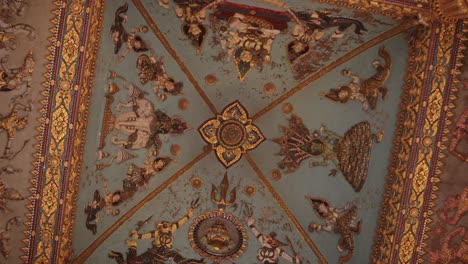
(71, 0, 405, 263)
(1, 0, 467, 264)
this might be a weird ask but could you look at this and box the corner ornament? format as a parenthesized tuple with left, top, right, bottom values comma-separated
(199, 101, 265, 167)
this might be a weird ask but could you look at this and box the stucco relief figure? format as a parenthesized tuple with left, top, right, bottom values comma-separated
(108, 202, 205, 264)
(136, 54, 183, 101)
(0, 180, 24, 212)
(85, 155, 172, 234)
(0, 216, 20, 259)
(321, 47, 391, 111)
(111, 2, 150, 62)
(273, 114, 382, 192)
(218, 13, 280, 81)
(247, 216, 302, 264)
(287, 11, 367, 64)
(0, 23, 36, 50)
(307, 197, 361, 264)
(449, 109, 468, 162)
(0, 50, 34, 98)
(103, 81, 188, 150)
(173, 0, 223, 54)
(0, 102, 31, 159)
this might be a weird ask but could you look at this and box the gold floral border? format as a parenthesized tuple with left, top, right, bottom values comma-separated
(21, 0, 63, 262)
(58, 1, 105, 263)
(33, 0, 91, 263)
(24, 0, 467, 263)
(371, 21, 466, 264)
(418, 21, 467, 262)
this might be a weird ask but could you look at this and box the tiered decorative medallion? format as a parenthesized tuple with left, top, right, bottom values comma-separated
(199, 101, 265, 167)
(189, 173, 247, 263)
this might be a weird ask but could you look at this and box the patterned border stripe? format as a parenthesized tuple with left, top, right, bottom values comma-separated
(57, 1, 105, 263)
(21, 0, 67, 263)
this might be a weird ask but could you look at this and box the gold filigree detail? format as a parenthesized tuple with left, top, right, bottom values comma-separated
(199, 101, 265, 167)
(57, 1, 105, 263)
(32, 0, 86, 262)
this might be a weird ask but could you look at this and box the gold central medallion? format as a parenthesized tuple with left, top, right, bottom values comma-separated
(189, 173, 247, 262)
(199, 101, 265, 167)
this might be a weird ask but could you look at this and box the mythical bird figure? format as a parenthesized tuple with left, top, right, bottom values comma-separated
(322, 47, 391, 111)
(273, 114, 382, 191)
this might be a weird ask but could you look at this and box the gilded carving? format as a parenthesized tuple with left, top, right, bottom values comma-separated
(273, 114, 382, 191)
(199, 101, 265, 167)
(189, 173, 248, 262)
(34, 0, 86, 262)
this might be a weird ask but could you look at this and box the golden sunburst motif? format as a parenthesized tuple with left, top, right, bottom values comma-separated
(199, 101, 265, 167)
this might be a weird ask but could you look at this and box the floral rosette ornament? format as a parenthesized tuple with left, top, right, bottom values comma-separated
(199, 101, 265, 167)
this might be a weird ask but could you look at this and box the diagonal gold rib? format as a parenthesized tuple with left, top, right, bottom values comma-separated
(251, 20, 415, 121)
(133, 0, 218, 115)
(73, 149, 211, 263)
(245, 153, 328, 264)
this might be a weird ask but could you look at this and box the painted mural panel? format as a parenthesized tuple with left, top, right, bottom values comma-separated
(10, 0, 468, 264)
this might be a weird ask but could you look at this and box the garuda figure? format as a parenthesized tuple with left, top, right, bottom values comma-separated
(321, 47, 391, 111)
(307, 197, 361, 264)
(272, 114, 382, 191)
